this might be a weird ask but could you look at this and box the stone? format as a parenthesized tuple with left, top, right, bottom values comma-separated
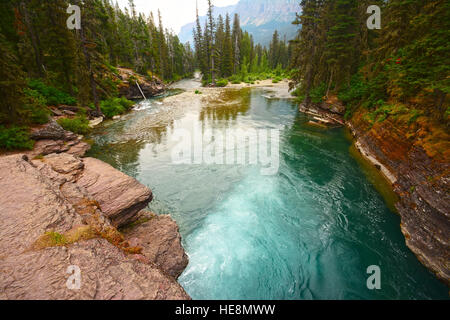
(89, 117, 104, 128)
(0, 155, 83, 257)
(77, 158, 153, 227)
(43, 153, 84, 175)
(67, 141, 91, 157)
(125, 214, 189, 279)
(32, 139, 71, 156)
(30, 120, 66, 141)
(0, 154, 190, 300)
(0, 239, 190, 300)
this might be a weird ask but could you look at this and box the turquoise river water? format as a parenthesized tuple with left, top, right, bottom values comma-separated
(87, 87, 448, 300)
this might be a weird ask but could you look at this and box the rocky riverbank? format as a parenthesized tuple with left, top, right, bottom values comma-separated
(298, 100, 449, 286)
(0, 122, 190, 300)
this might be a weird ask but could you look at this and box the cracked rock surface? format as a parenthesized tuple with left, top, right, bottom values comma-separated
(0, 154, 189, 300)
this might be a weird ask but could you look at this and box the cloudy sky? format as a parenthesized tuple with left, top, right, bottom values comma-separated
(116, 0, 240, 34)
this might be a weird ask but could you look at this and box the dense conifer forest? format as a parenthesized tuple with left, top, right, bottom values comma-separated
(0, 0, 195, 149)
(290, 0, 449, 122)
(193, 0, 292, 86)
(0, 0, 448, 157)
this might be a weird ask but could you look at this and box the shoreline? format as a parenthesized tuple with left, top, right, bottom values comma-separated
(297, 101, 449, 286)
(1, 79, 447, 299)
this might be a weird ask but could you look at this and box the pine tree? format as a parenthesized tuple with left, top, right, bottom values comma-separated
(231, 13, 241, 74)
(222, 14, 233, 77)
(0, 33, 26, 124)
(206, 0, 216, 84)
(324, 0, 359, 90)
(290, 0, 325, 103)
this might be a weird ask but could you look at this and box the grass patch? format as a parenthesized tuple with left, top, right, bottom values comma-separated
(31, 227, 97, 250)
(57, 116, 90, 135)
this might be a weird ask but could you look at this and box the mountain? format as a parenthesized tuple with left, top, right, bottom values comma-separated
(178, 0, 300, 47)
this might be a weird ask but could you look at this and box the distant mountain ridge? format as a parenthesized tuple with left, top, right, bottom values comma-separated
(178, 0, 300, 47)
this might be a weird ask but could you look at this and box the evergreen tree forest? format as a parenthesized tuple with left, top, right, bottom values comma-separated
(0, 0, 195, 150)
(289, 0, 450, 128)
(193, 0, 292, 86)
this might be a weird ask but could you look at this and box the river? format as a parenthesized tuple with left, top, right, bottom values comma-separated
(87, 81, 448, 300)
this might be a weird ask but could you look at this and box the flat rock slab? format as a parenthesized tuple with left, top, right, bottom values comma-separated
(0, 239, 190, 300)
(126, 214, 189, 279)
(77, 158, 153, 227)
(0, 154, 190, 300)
(0, 155, 83, 257)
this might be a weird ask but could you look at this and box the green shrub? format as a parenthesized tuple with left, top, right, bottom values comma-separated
(216, 78, 228, 87)
(28, 79, 76, 106)
(202, 75, 212, 87)
(0, 125, 34, 150)
(100, 97, 135, 118)
(229, 74, 241, 84)
(57, 116, 90, 135)
(310, 83, 327, 103)
(195, 90, 202, 94)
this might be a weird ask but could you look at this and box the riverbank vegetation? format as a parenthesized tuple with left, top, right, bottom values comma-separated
(289, 0, 449, 158)
(0, 0, 195, 150)
(194, 0, 292, 86)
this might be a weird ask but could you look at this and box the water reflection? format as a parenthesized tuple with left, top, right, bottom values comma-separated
(199, 89, 251, 125)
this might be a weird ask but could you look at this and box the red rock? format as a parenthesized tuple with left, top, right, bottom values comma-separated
(77, 158, 153, 228)
(125, 213, 189, 279)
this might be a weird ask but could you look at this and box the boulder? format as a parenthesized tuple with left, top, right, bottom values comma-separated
(26, 139, 91, 158)
(125, 214, 189, 279)
(27, 120, 91, 158)
(77, 158, 153, 227)
(30, 120, 66, 141)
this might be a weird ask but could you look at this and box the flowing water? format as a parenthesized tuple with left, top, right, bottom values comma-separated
(87, 86, 448, 300)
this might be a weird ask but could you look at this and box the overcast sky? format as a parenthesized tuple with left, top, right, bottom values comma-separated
(116, 0, 240, 34)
